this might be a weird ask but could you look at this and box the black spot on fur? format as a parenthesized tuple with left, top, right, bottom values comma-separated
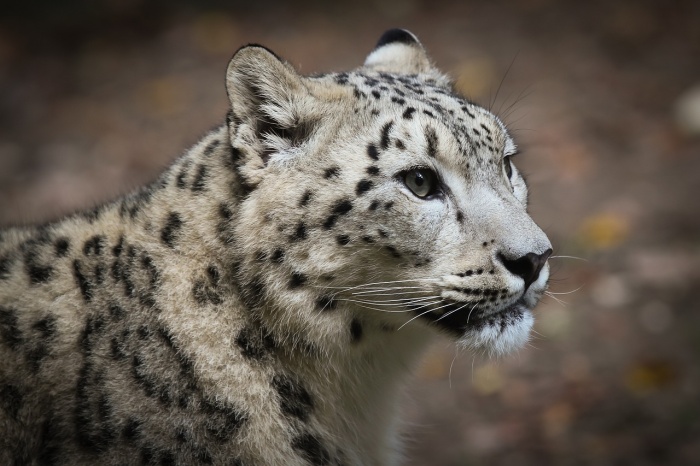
(350, 319, 363, 343)
(27, 343, 50, 373)
(230, 145, 243, 165)
(403, 107, 416, 119)
(0, 255, 11, 280)
(236, 326, 272, 360)
(271, 248, 285, 263)
(333, 199, 353, 215)
(395, 139, 405, 150)
(426, 127, 438, 158)
(21, 237, 55, 285)
(94, 266, 109, 292)
(37, 415, 62, 464)
(0, 306, 22, 350)
(176, 160, 192, 189)
(385, 246, 401, 258)
(161, 212, 183, 248)
(384, 201, 394, 210)
(380, 121, 394, 150)
(55, 238, 70, 257)
(423, 110, 435, 118)
(131, 354, 156, 398)
(192, 279, 222, 305)
(273, 374, 314, 421)
(140, 446, 155, 464)
(202, 267, 219, 289)
(367, 143, 379, 161)
(366, 165, 380, 176)
(28, 264, 53, 285)
(369, 200, 380, 211)
(34, 316, 57, 339)
(0, 383, 23, 420)
(219, 203, 233, 220)
(83, 206, 102, 223)
(299, 190, 313, 207)
(317, 295, 337, 311)
(191, 165, 208, 192)
(75, 362, 117, 453)
(83, 235, 105, 256)
(289, 272, 307, 289)
(461, 106, 476, 118)
(323, 166, 340, 179)
(323, 199, 353, 229)
(391, 96, 406, 105)
(192, 280, 209, 305)
(291, 222, 307, 241)
(355, 179, 373, 195)
(371, 90, 380, 99)
(203, 139, 220, 156)
(160, 451, 176, 466)
(241, 275, 265, 310)
(110, 336, 127, 360)
(200, 397, 248, 442)
(362, 236, 374, 244)
(456, 211, 464, 222)
(112, 235, 124, 257)
(292, 433, 331, 465)
(73, 260, 92, 302)
(336, 234, 350, 246)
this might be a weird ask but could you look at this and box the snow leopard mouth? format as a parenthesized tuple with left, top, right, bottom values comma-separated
(416, 299, 530, 336)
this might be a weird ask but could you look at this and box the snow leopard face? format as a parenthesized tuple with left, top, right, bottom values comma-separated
(228, 29, 551, 357)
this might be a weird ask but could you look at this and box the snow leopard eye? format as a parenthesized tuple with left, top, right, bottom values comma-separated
(503, 155, 513, 179)
(403, 168, 438, 198)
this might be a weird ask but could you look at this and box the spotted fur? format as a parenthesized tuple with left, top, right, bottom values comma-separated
(0, 29, 551, 465)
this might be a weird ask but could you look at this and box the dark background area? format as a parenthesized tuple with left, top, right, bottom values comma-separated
(1, 0, 699, 464)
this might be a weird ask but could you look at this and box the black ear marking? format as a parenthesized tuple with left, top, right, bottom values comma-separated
(376, 29, 419, 48)
(233, 43, 283, 61)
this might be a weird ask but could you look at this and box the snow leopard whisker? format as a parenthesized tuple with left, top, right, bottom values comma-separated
(314, 279, 438, 301)
(466, 303, 479, 323)
(548, 255, 588, 262)
(398, 300, 462, 331)
(350, 288, 430, 296)
(543, 292, 568, 307)
(545, 285, 584, 295)
(398, 304, 443, 331)
(434, 301, 472, 322)
(336, 297, 439, 308)
(345, 300, 443, 314)
(344, 296, 439, 305)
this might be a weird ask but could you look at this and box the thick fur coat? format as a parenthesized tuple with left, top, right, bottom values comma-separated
(0, 29, 551, 465)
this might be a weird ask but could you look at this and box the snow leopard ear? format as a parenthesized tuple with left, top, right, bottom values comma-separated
(364, 29, 432, 74)
(225, 45, 314, 182)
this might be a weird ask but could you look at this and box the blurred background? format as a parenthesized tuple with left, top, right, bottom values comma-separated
(1, 0, 699, 464)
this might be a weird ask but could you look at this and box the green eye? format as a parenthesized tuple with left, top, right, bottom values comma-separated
(503, 155, 513, 179)
(404, 168, 438, 198)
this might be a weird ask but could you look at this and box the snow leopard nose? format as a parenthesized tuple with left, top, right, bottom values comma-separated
(498, 248, 552, 291)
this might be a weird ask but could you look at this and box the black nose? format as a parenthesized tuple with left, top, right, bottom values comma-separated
(498, 248, 552, 291)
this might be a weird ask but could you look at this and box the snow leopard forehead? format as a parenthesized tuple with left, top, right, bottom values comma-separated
(307, 67, 517, 180)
